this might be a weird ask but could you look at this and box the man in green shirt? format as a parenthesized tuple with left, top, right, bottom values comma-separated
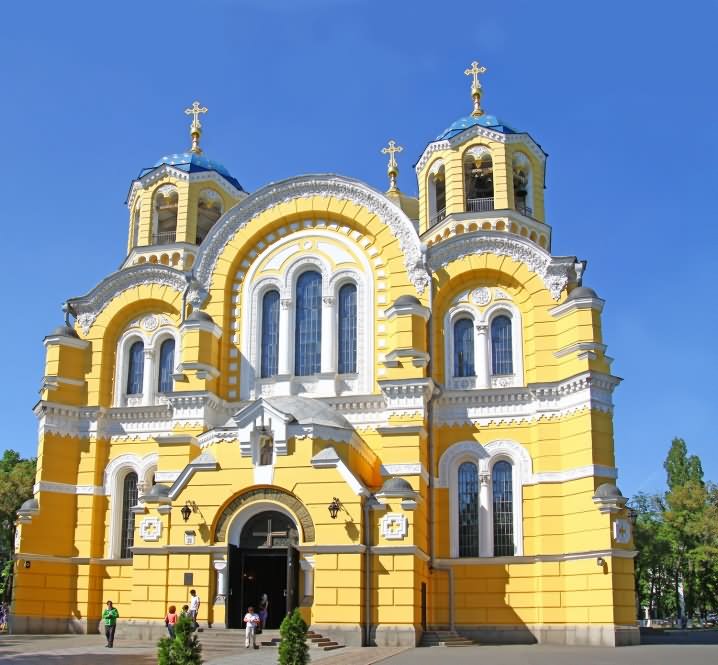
(102, 600, 119, 648)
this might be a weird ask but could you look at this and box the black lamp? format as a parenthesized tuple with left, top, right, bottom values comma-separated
(328, 497, 341, 520)
(180, 503, 192, 522)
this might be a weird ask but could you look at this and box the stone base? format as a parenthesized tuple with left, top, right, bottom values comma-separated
(9, 616, 92, 634)
(371, 624, 419, 647)
(309, 623, 363, 647)
(447, 623, 640, 647)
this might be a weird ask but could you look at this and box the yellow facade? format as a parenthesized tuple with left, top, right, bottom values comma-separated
(13, 74, 637, 647)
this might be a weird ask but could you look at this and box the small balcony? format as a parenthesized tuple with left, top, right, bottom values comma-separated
(516, 204, 533, 217)
(429, 207, 446, 229)
(152, 231, 177, 244)
(466, 197, 495, 213)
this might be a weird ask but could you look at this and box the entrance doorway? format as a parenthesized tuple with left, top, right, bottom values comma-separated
(227, 510, 300, 629)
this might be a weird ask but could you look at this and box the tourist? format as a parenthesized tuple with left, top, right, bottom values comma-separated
(258, 593, 269, 630)
(164, 605, 178, 638)
(243, 605, 260, 649)
(188, 589, 200, 630)
(102, 600, 119, 648)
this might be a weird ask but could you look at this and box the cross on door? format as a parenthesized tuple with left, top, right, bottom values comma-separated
(252, 518, 289, 548)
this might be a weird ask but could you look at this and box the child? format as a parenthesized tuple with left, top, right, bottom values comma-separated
(243, 605, 260, 649)
(179, 604, 190, 619)
(164, 605, 178, 638)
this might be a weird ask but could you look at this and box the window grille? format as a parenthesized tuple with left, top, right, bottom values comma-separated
(126, 341, 144, 394)
(492, 461, 514, 556)
(294, 271, 322, 376)
(458, 462, 479, 557)
(338, 283, 357, 374)
(260, 290, 280, 378)
(491, 315, 513, 375)
(120, 472, 138, 558)
(157, 338, 175, 393)
(453, 318, 475, 377)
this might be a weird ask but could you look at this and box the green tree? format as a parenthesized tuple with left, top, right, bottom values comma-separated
(157, 614, 202, 665)
(664, 437, 703, 490)
(278, 608, 309, 665)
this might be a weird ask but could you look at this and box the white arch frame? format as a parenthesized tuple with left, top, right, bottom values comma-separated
(114, 324, 181, 407)
(427, 159, 446, 227)
(241, 229, 374, 398)
(484, 302, 524, 387)
(151, 183, 179, 241)
(444, 304, 481, 390)
(437, 439, 529, 558)
(512, 151, 534, 216)
(104, 452, 158, 559)
(226, 501, 301, 547)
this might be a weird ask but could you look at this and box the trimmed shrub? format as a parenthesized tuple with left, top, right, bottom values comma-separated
(278, 608, 309, 665)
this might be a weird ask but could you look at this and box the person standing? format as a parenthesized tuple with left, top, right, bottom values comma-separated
(188, 589, 200, 630)
(102, 600, 119, 648)
(258, 593, 269, 630)
(164, 605, 178, 638)
(243, 605, 260, 649)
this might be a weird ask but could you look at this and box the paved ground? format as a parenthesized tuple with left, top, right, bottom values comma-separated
(1, 630, 717, 665)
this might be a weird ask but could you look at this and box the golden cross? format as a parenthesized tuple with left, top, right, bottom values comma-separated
(381, 139, 403, 192)
(184, 100, 208, 130)
(464, 60, 487, 90)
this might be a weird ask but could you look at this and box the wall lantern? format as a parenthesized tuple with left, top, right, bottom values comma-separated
(328, 497, 341, 520)
(596, 556, 606, 568)
(180, 503, 192, 522)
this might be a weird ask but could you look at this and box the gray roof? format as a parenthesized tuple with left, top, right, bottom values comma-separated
(145, 483, 171, 498)
(50, 325, 79, 338)
(594, 482, 623, 499)
(380, 477, 413, 494)
(265, 396, 352, 429)
(187, 310, 214, 323)
(567, 286, 598, 300)
(393, 295, 421, 307)
(18, 498, 39, 512)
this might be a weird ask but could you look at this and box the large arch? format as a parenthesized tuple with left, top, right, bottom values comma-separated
(193, 174, 429, 295)
(213, 486, 315, 544)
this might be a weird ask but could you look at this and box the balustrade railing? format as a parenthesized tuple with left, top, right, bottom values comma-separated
(429, 207, 446, 228)
(152, 231, 177, 244)
(466, 197, 494, 213)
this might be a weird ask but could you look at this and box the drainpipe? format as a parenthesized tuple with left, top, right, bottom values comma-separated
(363, 495, 372, 646)
(424, 247, 455, 631)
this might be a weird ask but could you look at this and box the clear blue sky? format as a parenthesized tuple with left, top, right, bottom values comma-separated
(1, 1, 716, 499)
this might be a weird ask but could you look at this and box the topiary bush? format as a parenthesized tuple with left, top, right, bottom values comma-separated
(278, 608, 309, 665)
(157, 614, 202, 665)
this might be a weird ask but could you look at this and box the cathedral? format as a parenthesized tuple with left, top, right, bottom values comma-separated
(12, 62, 638, 647)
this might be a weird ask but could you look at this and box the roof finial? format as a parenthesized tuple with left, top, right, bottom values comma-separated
(184, 101, 208, 154)
(464, 60, 487, 118)
(381, 139, 403, 192)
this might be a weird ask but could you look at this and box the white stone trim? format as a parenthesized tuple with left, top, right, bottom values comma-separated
(225, 501, 300, 547)
(434, 548, 638, 566)
(550, 295, 605, 318)
(370, 545, 430, 561)
(43, 335, 89, 350)
(380, 463, 429, 483)
(379, 513, 408, 540)
(554, 341, 607, 359)
(139, 517, 163, 542)
(310, 446, 369, 496)
(33, 481, 104, 496)
(428, 232, 582, 301)
(194, 174, 428, 295)
(154, 471, 181, 483)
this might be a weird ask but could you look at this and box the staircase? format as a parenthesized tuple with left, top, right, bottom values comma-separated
(197, 627, 344, 658)
(420, 630, 474, 647)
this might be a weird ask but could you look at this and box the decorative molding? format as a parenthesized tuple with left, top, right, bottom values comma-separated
(550, 295, 606, 317)
(33, 481, 104, 496)
(139, 517, 163, 542)
(554, 342, 607, 359)
(68, 265, 186, 335)
(310, 446, 369, 496)
(370, 545, 430, 561)
(613, 519, 632, 544)
(168, 452, 219, 499)
(193, 174, 429, 295)
(378, 378, 436, 417)
(380, 463, 429, 483)
(428, 232, 582, 301)
(379, 513, 408, 540)
(434, 548, 638, 566)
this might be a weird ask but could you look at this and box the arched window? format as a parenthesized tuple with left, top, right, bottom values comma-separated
(512, 153, 532, 217)
(157, 338, 175, 393)
(294, 271, 322, 376)
(338, 283, 357, 374)
(458, 462, 479, 557)
(428, 163, 446, 228)
(153, 185, 178, 244)
(464, 148, 494, 212)
(196, 189, 223, 244)
(261, 290, 280, 378)
(491, 315, 513, 375)
(492, 461, 514, 556)
(120, 472, 138, 558)
(453, 318, 475, 377)
(131, 203, 141, 247)
(126, 341, 144, 395)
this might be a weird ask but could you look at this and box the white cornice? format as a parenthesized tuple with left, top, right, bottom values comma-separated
(33, 481, 104, 496)
(434, 548, 637, 566)
(435, 371, 621, 427)
(43, 335, 90, 350)
(554, 342, 607, 359)
(550, 296, 605, 317)
(193, 174, 429, 295)
(427, 232, 581, 301)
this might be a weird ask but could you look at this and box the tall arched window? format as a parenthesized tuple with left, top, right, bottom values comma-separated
(120, 472, 138, 558)
(261, 290, 280, 378)
(126, 341, 144, 395)
(491, 315, 513, 375)
(492, 461, 514, 556)
(294, 271, 322, 376)
(453, 318, 475, 377)
(458, 462, 479, 557)
(464, 148, 494, 212)
(153, 185, 179, 244)
(338, 283, 357, 374)
(157, 338, 175, 393)
(132, 203, 141, 247)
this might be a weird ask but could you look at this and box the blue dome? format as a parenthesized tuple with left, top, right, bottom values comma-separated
(139, 152, 244, 191)
(436, 114, 517, 141)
